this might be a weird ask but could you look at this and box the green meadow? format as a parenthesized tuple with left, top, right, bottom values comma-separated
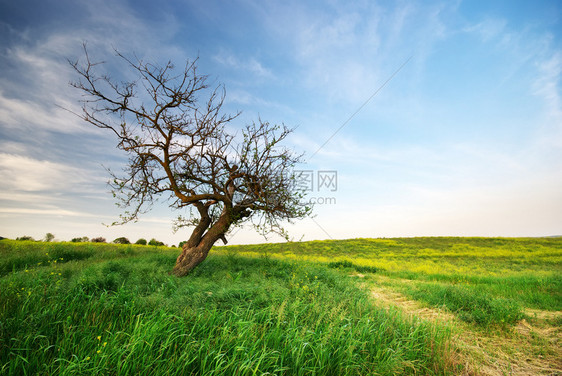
(1, 237, 560, 375)
(224, 237, 562, 316)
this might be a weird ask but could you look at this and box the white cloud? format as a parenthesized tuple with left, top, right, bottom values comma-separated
(0, 37, 103, 135)
(0, 0, 191, 136)
(0, 140, 28, 155)
(225, 89, 293, 114)
(0, 191, 75, 207)
(0, 153, 96, 192)
(214, 51, 274, 79)
(463, 18, 507, 42)
(0, 207, 101, 218)
(0, 91, 92, 134)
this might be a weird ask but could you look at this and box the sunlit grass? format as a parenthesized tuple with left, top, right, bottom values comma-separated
(2, 236, 560, 374)
(219, 237, 561, 276)
(0, 240, 454, 375)
(219, 237, 562, 326)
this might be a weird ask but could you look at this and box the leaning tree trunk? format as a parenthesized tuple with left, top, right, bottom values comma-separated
(171, 210, 231, 277)
(172, 242, 214, 277)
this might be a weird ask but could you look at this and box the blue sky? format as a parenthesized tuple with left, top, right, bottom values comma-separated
(0, 0, 560, 245)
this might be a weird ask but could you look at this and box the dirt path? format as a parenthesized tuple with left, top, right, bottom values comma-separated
(370, 284, 457, 324)
(365, 280, 562, 376)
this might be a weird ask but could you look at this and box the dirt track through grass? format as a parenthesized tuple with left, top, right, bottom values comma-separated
(366, 275, 562, 376)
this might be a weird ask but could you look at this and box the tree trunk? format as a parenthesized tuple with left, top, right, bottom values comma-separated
(171, 208, 231, 276)
(171, 241, 214, 277)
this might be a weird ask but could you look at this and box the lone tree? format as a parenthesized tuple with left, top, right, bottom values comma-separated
(69, 47, 311, 276)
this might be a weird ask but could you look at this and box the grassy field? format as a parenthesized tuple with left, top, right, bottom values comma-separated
(223, 237, 562, 314)
(1, 237, 560, 375)
(220, 237, 562, 374)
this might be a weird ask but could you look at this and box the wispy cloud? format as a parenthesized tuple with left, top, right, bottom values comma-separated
(0, 38, 92, 135)
(463, 18, 507, 41)
(0, 207, 104, 218)
(0, 3, 185, 135)
(0, 91, 90, 134)
(534, 52, 562, 129)
(260, 1, 452, 104)
(0, 153, 98, 192)
(214, 50, 274, 79)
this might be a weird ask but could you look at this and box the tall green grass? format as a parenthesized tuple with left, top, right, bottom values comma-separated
(0, 240, 164, 276)
(0, 241, 454, 375)
(401, 282, 524, 327)
(386, 272, 562, 311)
(219, 237, 562, 317)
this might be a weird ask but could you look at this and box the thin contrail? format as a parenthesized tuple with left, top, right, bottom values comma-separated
(308, 55, 413, 161)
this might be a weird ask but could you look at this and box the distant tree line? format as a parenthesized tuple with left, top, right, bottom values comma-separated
(6, 234, 179, 247)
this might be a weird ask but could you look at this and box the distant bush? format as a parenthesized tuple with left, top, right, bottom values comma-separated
(44, 233, 55, 242)
(16, 236, 35, 241)
(148, 238, 165, 246)
(0, 236, 5, 241)
(91, 237, 106, 243)
(328, 260, 378, 273)
(354, 264, 379, 273)
(71, 237, 89, 243)
(135, 238, 147, 245)
(178, 241, 187, 248)
(113, 237, 131, 244)
(328, 260, 354, 269)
